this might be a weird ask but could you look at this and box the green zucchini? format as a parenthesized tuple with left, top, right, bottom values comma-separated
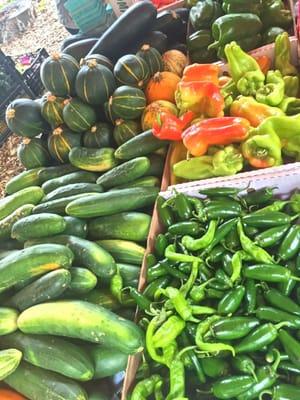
(0, 186, 44, 220)
(0, 332, 94, 381)
(0, 307, 19, 335)
(88, 212, 151, 241)
(18, 300, 144, 354)
(42, 170, 98, 194)
(67, 267, 97, 295)
(96, 240, 145, 265)
(63, 216, 88, 238)
(8, 269, 71, 311)
(0, 349, 22, 380)
(0, 204, 34, 240)
(109, 175, 160, 191)
(38, 164, 78, 183)
(66, 187, 159, 218)
(81, 289, 119, 311)
(117, 263, 141, 286)
(33, 193, 98, 215)
(0, 244, 74, 293)
(5, 362, 88, 400)
(89, 346, 128, 379)
(11, 213, 66, 241)
(43, 183, 103, 203)
(114, 129, 169, 160)
(96, 157, 150, 189)
(69, 147, 118, 172)
(5, 168, 42, 195)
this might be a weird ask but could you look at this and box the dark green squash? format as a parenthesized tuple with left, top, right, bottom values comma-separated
(82, 54, 114, 71)
(103, 101, 118, 125)
(110, 86, 146, 120)
(63, 98, 97, 133)
(18, 138, 52, 169)
(83, 122, 114, 148)
(113, 55, 150, 89)
(136, 44, 163, 76)
(41, 93, 65, 128)
(48, 126, 82, 163)
(113, 119, 142, 146)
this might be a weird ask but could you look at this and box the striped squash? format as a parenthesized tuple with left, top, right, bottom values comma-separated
(113, 119, 142, 146)
(82, 54, 114, 71)
(136, 45, 163, 76)
(75, 60, 116, 105)
(113, 55, 150, 89)
(63, 98, 97, 133)
(17, 137, 52, 169)
(40, 52, 79, 96)
(110, 86, 146, 120)
(83, 122, 114, 148)
(41, 93, 65, 128)
(48, 126, 82, 163)
(103, 101, 118, 125)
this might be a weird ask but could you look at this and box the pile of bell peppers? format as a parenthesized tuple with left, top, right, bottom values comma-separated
(187, 0, 293, 63)
(128, 187, 300, 400)
(152, 33, 300, 182)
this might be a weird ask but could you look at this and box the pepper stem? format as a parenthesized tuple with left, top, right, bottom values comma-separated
(275, 321, 290, 330)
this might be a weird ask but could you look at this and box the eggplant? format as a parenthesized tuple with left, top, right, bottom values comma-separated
(63, 38, 99, 62)
(61, 34, 99, 50)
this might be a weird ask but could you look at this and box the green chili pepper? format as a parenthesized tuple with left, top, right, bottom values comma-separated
(147, 259, 169, 282)
(279, 329, 300, 369)
(157, 196, 174, 227)
(146, 253, 157, 269)
(165, 244, 202, 263)
(255, 200, 291, 213)
(265, 347, 289, 363)
(166, 347, 191, 400)
(201, 357, 230, 378)
(182, 220, 217, 251)
(174, 192, 193, 221)
(243, 264, 300, 283)
(245, 279, 257, 314)
(168, 221, 201, 236)
(263, 286, 300, 316)
(181, 331, 206, 383)
(206, 288, 224, 299)
(279, 260, 297, 297)
(212, 375, 255, 399)
(242, 187, 275, 206)
(218, 285, 245, 315)
(242, 211, 293, 228)
(180, 261, 199, 297)
(256, 306, 300, 329)
(243, 225, 260, 238)
(208, 279, 231, 292)
(158, 287, 196, 322)
(206, 245, 226, 264)
(163, 341, 178, 368)
(271, 384, 300, 400)
(203, 218, 237, 254)
(146, 314, 169, 365)
(153, 315, 186, 348)
(131, 374, 163, 400)
(199, 187, 243, 197)
(215, 268, 232, 289)
(254, 224, 290, 248)
(222, 252, 233, 276)
(210, 316, 260, 341)
(278, 361, 300, 374)
(143, 277, 170, 300)
(232, 355, 257, 380)
(224, 226, 240, 251)
(278, 225, 300, 261)
(189, 278, 214, 302)
(230, 250, 251, 283)
(189, 197, 205, 219)
(125, 287, 151, 311)
(154, 234, 169, 258)
(204, 200, 242, 220)
(199, 264, 213, 281)
(191, 305, 216, 316)
(165, 264, 188, 280)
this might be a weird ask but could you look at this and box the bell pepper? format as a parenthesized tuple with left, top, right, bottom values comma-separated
(152, 111, 194, 141)
(279, 97, 300, 115)
(175, 81, 225, 117)
(182, 116, 250, 157)
(275, 32, 298, 76)
(220, 78, 239, 112)
(262, 27, 286, 45)
(212, 145, 243, 176)
(224, 41, 265, 96)
(284, 76, 299, 97)
(261, 0, 293, 29)
(181, 64, 219, 85)
(218, 36, 262, 60)
(187, 30, 217, 63)
(189, 0, 222, 30)
(230, 96, 285, 127)
(256, 70, 285, 106)
(242, 131, 282, 168)
(222, 0, 262, 15)
(254, 55, 272, 75)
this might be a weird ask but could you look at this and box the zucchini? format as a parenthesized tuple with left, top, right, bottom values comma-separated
(18, 300, 144, 354)
(88, 212, 151, 241)
(81, 289, 119, 311)
(96, 157, 150, 189)
(67, 267, 97, 295)
(89, 346, 128, 379)
(33, 193, 98, 215)
(0, 349, 22, 380)
(64, 38, 99, 62)
(5, 362, 88, 400)
(96, 240, 145, 265)
(66, 187, 159, 218)
(109, 175, 160, 191)
(11, 213, 66, 241)
(5, 168, 42, 195)
(0, 187, 44, 220)
(0, 307, 19, 335)
(0, 244, 74, 293)
(0, 332, 94, 381)
(8, 269, 71, 311)
(0, 204, 34, 240)
(63, 216, 88, 238)
(43, 183, 103, 202)
(114, 130, 169, 160)
(38, 164, 78, 183)
(69, 147, 118, 172)
(42, 171, 98, 194)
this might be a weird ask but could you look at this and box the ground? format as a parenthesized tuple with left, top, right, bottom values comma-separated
(0, 0, 69, 196)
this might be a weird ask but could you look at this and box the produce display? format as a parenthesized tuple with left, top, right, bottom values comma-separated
(128, 187, 300, 399)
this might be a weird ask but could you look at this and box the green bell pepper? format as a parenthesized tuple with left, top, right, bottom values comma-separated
(189, 0, 222, 30)
(279, 97, 300, 115)
(187, 30, 217, 63)
(275, 32, 298, 76)
(284, 76, 299, 97)
(261, 0, 293, 29)
(222, 0, 262, 15)
(262, 26, 286, 45)
(256, 70, 285, 106)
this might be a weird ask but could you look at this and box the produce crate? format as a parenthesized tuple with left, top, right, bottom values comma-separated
(22, 48, 49, 97)
(121, 163, 300, 399)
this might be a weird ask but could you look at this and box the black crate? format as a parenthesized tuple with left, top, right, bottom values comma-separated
(23, 48, 49, 97)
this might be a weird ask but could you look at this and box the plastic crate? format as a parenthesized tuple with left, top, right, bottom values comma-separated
(23, 48, 49, 97)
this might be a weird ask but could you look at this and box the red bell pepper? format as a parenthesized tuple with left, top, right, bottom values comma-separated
(152, 111, 195, 141)
(181, 64, 220, 85)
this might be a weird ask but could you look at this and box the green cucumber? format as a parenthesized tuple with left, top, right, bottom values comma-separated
(81, 289, 119, 311)
(63, 216, 88, 238)
(42, 171, 98, 194)
(88, 212, 151, 241)
(117, 263, 141, 286)
(0, 244, 74, 293)
(109, 175, 160, 191)
(0, 250, 19, 261)
(0, 240, 23, 250)
(18, 300, 144, 354)
(96, 240, 145, 265)
(0, 332, 94, 381)
(66, 187, 159, 218)
(114, 129, 169, 160)
(147, 153, 165, 177)
(69, 147, 118, 172)
(89, 346, 128, 379)
(89, 390, 110, 400)
(5, 362, 88, 400)
(0, 187, 44, 220)
(8, 269, 71, 311)
(0, 204, 34, 240)
(5, 168, 42, 195)
(38, 164, 78, 183)
(0, 349, 22, 380)
(67, 267, 97, 294)
(33, 193, 98, 215)
(0, 307, 19, 335)
(96, 157, 150, 189)
(11, 213, 66, 241)
(43, 183, 103, 202)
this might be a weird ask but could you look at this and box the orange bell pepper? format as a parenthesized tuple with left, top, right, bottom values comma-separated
(254, 55, 271, 75)
(182, 64, 220, 85)
(182, 116, 250, 157)
(0, 389, 27, 400)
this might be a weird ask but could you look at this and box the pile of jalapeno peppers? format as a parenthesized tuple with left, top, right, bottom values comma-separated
(128, 186, 300, 400)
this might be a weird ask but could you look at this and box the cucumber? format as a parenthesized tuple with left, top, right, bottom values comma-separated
(69, 147, 118, 172)
(43, 183, 103, 202)
(11, 213, 66, 241)
(0, 204, 34, 240)
(38, 164, 78, 183)
(33, 193, 98, 215)
(8, 269, 71, 311)
(96, 157, 150, 189)
(0, 332, 94, 381)
(0, 349, 22, 380)
(0, 250, 19, 261)
(88, 212, 151, 241)
(24, 235, 116, 279)
(0, 187, 44, 220)
(109, 175, 160, 191)
(147, 153, 165, 177)
(66, 187, 159, 218)
(89, 346, 128, 379)
(0, 240, 23, 250)
(5, 362, 88, 400)
(117, 263, 141, 286)
(81, 289, 119, 311)
(89, 390, 110, 400)
(42, 171, 98, 194)
(5, 168, 42, 195)
(67, 267, 97, 295)
(18, 300, 144, 354)
(0, 307, 19, 335)
(114, 130, 169, 160)
(63, 216, 88, 238)
(0, 244, 74, 293)
(96, 240, 145, 265)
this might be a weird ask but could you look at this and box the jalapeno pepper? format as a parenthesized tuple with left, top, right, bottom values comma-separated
(203, 218, 237, 254)
(245, 279, 257, 314)
(157, 196, 174, 227)
(256, 306, 300, 329)
(165, 264, 188, 280)
(199, 187, 244, 197)
(146, 253, 157, 269)
(278, 225, 300, 261)
(131, 374, 163, 400)
(125, 287, 151, 311)
(181, 331, 206, 384)
(242, 211, 293, 228)
(243, 225, 260, 238)
(182, 220, 217, 251)
(232, 355, 257, 379)
(215, 268, 232, 289)
(243, 264, 300, 283)
(208, 279, 231, 292)
(147, 259, 169, 282)
(242, 187, 275, 206)
(143, 276, 170, 300)
(204, 200, 242, 220)
(212, 375, 255, 399)
(152, 315, 186, 348)
(210, 316, 260, 341)
(224, 226, 240, 251)
(168, 221, 201, 236)
(217, 285, 245, 315)
(206, 288, 224, 299)
(201, 357, 230, 379)
(271, 384, 300, 400)
(154, 234, 169, 258)
(254, 224, 290, 248)
(279, 329, 300, 369)
(173, 192, 193, 221)
(206, 245, 226, 264)
(222, 252, 233, 276)
(263, 286, 300, 316)
(278, 361, 300, 374)
(255, 200, 291, 213)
